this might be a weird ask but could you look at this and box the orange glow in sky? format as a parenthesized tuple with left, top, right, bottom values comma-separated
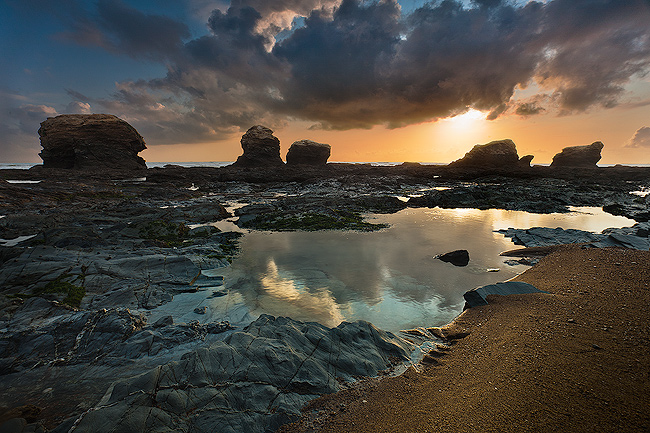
(141, 95, 650, 165)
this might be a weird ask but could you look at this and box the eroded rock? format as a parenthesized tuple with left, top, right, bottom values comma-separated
(286, 140, 331, 166)
(550, 141, 604, 168)
(38, 114, 146, 170)
(233, 125, 284, 167)
(448, 139, 520, 169)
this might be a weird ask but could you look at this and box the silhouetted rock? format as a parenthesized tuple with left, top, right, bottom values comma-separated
(437, 249, 470, 266)
(38, 114, 146, 170)
(286, 140, 331, 166)
(550, 141, 604, 168)
(233, 125, 284, 167)
(448, 139, 519, 169)
(518, 154, 534, 167)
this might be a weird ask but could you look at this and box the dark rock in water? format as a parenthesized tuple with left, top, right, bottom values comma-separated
(38, 114, 146, 170)
(286, 140, 331, 166)
(233, 125, 284, 167)
(463, 281, 548, 307)
(437, 249, 470, 266)
(550, 141, 603, 168)
(448, 139, 519, 169)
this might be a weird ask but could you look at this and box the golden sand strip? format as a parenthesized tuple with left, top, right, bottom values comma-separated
(280, 246, 650, 433)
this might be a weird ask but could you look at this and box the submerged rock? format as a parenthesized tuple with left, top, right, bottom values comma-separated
(233, 125, 284, 167)
(286, 140, 331, 166)
(550, 141, 604, 168)
(448, 139, 520, 169)
(38, 114, 146, 170)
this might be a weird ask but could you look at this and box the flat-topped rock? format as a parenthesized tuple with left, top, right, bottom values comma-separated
(38, 114, 146, 170)
(233, 125, 284, 167)
(286, 140, 331, 166)
(550, 141, 604, 168)
(448, 139, 520, 169)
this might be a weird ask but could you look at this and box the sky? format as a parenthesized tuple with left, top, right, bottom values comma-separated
(1, 0, 650, 164)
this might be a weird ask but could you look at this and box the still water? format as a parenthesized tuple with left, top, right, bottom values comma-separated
(204, 207, 632, 332)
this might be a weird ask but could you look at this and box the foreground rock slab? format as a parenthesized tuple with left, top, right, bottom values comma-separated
(38, 114, 147, 170)
(52, 315, 414, 433)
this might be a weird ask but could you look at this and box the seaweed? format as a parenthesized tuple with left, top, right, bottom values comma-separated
(240, 210, 387, 232)
(34, 271, 86, 308)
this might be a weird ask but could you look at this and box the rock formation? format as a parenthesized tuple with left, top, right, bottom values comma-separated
(550, 141, 604, 168)
(448, 139, 520, 169)
(518, 154, 534, 167)
(286, 140, 331, 166)
(233, 125, 284, 167)
(38, 114, 147, 170)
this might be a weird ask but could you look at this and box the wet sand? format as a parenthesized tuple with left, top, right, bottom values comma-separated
(279, 246, 650, 433)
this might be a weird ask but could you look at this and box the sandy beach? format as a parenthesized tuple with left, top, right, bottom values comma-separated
(280, 246, 650, 433)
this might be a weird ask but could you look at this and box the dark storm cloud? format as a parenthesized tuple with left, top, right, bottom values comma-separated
(60, 0, 190, 60)
(58, 0, 650, 142)
(627, 126, 650, 148)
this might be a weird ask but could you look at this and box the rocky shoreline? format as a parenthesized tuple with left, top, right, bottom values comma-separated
(1, 158, 650, 432)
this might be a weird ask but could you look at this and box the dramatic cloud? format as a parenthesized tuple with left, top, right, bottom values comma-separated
(627, 126, 650, 148)
(53, 0, 650, 142)
(59, 0, 191, 60)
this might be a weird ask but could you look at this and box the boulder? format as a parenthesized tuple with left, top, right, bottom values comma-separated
(38, 114, 146, 170)
(286, 140, 331, 166)
(233, 125, 284, 167)
(550, 141, 604, 168)
(448, 139, 519, 169)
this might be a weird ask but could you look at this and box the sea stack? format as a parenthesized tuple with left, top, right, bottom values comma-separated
(38, 114, 147, 170)
(550, 141, 604, 168)
(448, 139, 520, 169)
(233, 125, 284, 167)
(286, 140, 331, 166)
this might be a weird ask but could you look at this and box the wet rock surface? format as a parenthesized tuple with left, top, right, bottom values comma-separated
(436, 250, 470, 267)
(497, 222, 650, 250)
(50, 315, 412, 433)
(38, 114, 146, 170)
